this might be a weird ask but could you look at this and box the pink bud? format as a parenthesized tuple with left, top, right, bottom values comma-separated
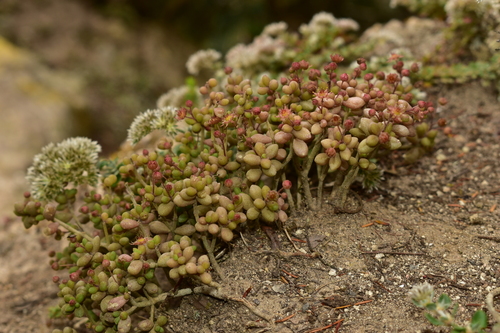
(147, 160, 159, 171)
(330, 54, 344, 63)
(344, 119, 354, 131)
(379, 132, 390, 144)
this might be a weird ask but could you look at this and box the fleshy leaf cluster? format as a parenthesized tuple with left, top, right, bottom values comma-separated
(15, 10, 450, 333)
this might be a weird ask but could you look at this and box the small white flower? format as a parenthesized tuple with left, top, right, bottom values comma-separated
(225, 43, 258, 70)
(186, 49, 221, 75)
(127, 107, 178, 144)
(336, 18, 360, 31)
(409, 282, 434, 307)
(262, 21, 288, 36)
(309, 11, 337, 28)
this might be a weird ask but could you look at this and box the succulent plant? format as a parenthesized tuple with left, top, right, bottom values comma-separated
(14, 9, 448, 333)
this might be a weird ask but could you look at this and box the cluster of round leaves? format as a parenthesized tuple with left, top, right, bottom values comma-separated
(175, 54, 445, 207)
(14, 137, 292, 332)
(15, 189, 169, 333)
(15, 52, 445, 333)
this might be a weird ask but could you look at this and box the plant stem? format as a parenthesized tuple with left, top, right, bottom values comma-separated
(102, 221, 111, 246)
(294, 135, 324, 210)
(201, 235, 226, 282)
(316, 164, 328, 207)
(331, 166, 359, 211)
(55, 218, 93, 242)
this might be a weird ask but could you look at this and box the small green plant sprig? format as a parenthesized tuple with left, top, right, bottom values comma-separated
(15, 52, 443, 333)
(409, 282, 488, 333)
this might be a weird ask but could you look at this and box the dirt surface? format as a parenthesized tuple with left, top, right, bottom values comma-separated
(0, 81, 499, 333)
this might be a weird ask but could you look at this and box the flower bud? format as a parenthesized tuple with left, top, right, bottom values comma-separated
(379, 132, 390, 144)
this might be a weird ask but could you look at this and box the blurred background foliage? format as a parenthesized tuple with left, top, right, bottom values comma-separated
(0, 0, 409, 153)
(89, 0, 410, 53)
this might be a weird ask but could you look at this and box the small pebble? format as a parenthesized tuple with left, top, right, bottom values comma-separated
(436, 153, 447, 161)
(272, 284, 288, 294)
(469, 214, 482, 224)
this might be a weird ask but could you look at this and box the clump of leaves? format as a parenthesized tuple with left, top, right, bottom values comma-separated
(14, 10, 448, 333)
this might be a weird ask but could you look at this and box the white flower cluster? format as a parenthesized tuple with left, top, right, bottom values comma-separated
(27, 137, 101, 200)
(299, 11, 359, 35)
(261, 21, 288, 37)
(408, 282, 434, 307)
(225, 35, 286, 72)
(127, 107, 178, 144)
(185, 49, 222, 75)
